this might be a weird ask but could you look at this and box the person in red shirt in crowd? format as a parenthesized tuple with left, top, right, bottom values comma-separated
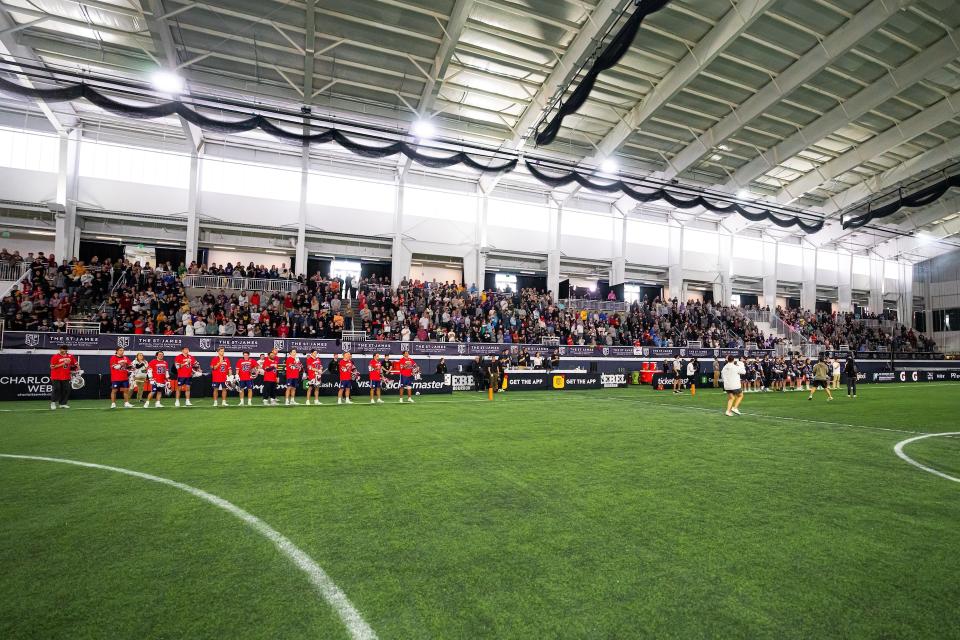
(337, 352, 356, 405)
(210, 346, 232, 407)
(278, 321, 290, 338)
(397, 350, 417, 404)
(49, 343, 77, 410)
(145, 351, 170, 408)
(108, 346, 134, 409)
(284, 348, 302, 405)
(260, 349, 279, 405)
(368, 353, 385, 404)
(305, 348, 323, 406)
(249, 291, 260, 308)
(133, 316, 145, 334)
(173, 346, 198, 407)
(235, 351, 257, 407)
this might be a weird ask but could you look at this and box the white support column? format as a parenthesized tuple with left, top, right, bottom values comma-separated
(464, 190, 487, 289)
(185, 151, 201, 266)
(667, 221, 683, 300)
(295, 146, 309, 276)
(609, 210, 627, 287)
(898, 261, 913, 326)
(53, 129, 79, 261)
(391, 177, 412, 286)
(547, 197, 562, 298)
(801, 245, 817, 311)
(838, 251, 853, 313)
(716, 232, 733, 306)
(761, 240, 777, 308)
(868, 255, 884, 314)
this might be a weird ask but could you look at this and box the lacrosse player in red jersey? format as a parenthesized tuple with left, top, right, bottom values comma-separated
(305, 348, 323, 406)
(173, 346, 198, 407)
(145, 351, 170, 408)
(210, 346, 232, 407)
(235, 351, 257, 406)
(337, 351, 356, 405)
(397, 350, 418, 403)
(284, 348, 303, 405)
(368, 353, 385, 404)
(109, 346, 134, 409)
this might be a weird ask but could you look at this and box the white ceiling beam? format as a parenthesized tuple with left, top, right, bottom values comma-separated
(400, 0, 474, 175)
(478, 0, 632, 192)
(724, 24, 960, 194)
(0, 8, 78, 133)
(873, 198, 960, 259)
(147, 0, 203, 154)
(551, 0, 773, 203)
(818, 137, 960, 216)
(811, 190, 960, 249)
(589, 0, 774, 165)
(417, 0, 474, 117)
(664, 0, 911, 181)
(776, 87, 960, 205)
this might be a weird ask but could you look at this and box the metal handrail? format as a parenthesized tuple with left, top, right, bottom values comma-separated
(0, 262, 31, 299)
(183, 274, 304, 294)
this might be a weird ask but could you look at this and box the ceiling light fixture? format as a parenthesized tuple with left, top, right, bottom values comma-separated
(151, 70, 185, 95)
(28, 229, 56, 236)
(411, 119, 435, 139)
(212, 245, 236, 250)
(600, 158, 619, 174)
(95, 235, 123, 242)
(737, 189, 752, 200)
(156, 240, 181, 246)
(710, 154, 722, 161)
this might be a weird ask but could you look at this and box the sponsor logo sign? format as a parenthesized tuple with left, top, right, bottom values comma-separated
(552, 375, 565, 389)
(601, 373, 627, 388)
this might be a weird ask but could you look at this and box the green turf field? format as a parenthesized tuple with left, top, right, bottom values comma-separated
(2, 384, 959, 639)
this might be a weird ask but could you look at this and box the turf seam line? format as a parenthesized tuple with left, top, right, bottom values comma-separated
(892, 433, 960, 484)
(0, 454, 378, 640)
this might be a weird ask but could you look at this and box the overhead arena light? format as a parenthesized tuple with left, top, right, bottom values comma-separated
(600, 158, 619, 174)
(95, 235, 123, 242)
(151, 70, 185, 95)
(212, 245, 236, 250)
(28, 229, 56, 236)
(411, 119, 435, 139)
(156, 240, 181, 246)
(916, 231, 936, 245)
(265, 249, 288, 255)
(737, 189, 753, 200)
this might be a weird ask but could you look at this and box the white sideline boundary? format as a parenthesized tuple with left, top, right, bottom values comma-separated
(893, 433, 960, 484)
(0, 454, 377, 640)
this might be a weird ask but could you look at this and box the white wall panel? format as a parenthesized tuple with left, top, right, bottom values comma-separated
(0, 166, 58, 204)
(78, 177, 187, 216)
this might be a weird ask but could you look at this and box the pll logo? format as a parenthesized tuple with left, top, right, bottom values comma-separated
(642, 347, 650, 357)
(714, 348, 720, 357)
(273, 340, 285, 352)
(199, 338, 213, 350)
(25, 333, 41, 347)
(679, 348, 686, 357)
(400, 342, 410, 352)
(116, 336, 132, 349)
(559, 346, 566, 355)
(602, 347, 610, 356)
(342, 341, 352, 352)
(457, 344, 467, 355)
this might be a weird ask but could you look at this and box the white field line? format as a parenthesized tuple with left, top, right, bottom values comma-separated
(893, 433, 960, 484)
(0, 454, 377, 640)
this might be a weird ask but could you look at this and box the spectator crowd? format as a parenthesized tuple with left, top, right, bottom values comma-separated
(1, 247, 937, 353)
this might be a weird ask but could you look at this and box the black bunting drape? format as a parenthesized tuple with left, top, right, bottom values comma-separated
(842, 173, 960, 230)
(0, 72, 837, 233)
(0, 75, 517, 173)
(535, 0, 671, 146)
(526, 161, 825, 233)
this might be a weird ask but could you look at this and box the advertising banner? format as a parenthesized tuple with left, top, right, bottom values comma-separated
(0, 331, 779, 360)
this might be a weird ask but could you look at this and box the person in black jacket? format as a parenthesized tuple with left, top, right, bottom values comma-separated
(844, 355, 857, 398)
(470, 356, 484, 391)
(436, 358, 448, 375)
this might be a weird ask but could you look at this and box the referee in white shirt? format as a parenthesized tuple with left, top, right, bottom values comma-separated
(721, 355, 747, 416)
